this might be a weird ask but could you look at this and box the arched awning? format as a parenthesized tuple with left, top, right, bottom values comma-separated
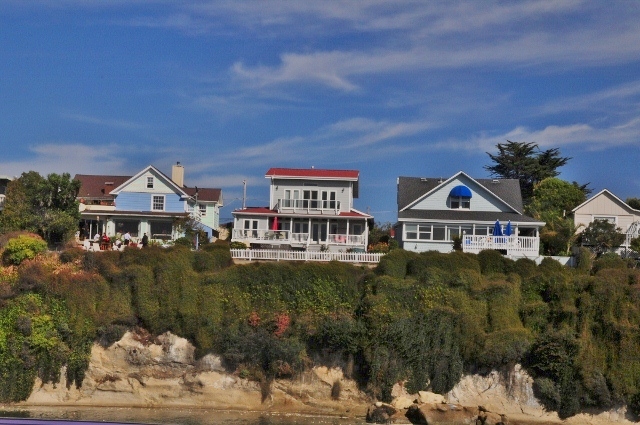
(450, 185, 472, 198)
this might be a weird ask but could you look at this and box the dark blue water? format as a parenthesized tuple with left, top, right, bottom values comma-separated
(0, 407, 366, 425)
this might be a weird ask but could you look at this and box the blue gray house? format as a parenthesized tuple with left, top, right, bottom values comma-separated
(395, 171, 544, 257)
(75, 163, 222, 243)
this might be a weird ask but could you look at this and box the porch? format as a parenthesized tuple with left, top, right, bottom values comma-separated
(462, 235, 540, 256)
(231, 248, 383, 263)
(232, 229, 366, 250)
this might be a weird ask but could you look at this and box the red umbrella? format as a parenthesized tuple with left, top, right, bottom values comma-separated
(272, 216, 278, 230)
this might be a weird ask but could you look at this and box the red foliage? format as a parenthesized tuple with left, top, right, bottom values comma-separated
(273, 312, 290, 337)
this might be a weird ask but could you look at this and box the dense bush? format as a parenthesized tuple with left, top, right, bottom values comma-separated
(376, 249, 417, 278)
(2, 235, 48, 265)
(477, 249, 514, 274)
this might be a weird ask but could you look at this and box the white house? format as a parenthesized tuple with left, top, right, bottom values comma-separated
(232, 167, 372, 252)
(74, 163, 222, 243)
(572, 189, 640, 253)
(395, 171, 545, 257)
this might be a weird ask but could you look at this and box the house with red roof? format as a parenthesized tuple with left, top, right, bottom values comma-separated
(74, 163, 222, 244)
(232, 167, 372, 252)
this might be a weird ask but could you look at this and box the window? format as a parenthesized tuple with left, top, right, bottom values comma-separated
(303, 190, 319, 208)
(147, 176, 154, 189)
(293, 222, 309, 234)
(450, 196, 471, 209)
(322, 191, 337, 209)
(594, 216, 616, 224)
(150, 220, 172, 240)
(432, 225, 446, 240)
(199, 204, 206, 217)
(405, 224, 431, 240)
(152, 195, 164, 211)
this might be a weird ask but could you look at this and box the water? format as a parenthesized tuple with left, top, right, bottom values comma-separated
(0, 407, 367, 425)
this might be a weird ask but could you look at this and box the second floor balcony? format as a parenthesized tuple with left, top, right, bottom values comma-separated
(276, 198, 342, 215)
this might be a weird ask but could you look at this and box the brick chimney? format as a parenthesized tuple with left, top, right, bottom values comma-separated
(172, 162, 184, 187)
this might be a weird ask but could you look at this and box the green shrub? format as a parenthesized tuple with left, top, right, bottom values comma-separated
(480, 328, 532, 366)
(229, 241, 247, 249)
(477, 250, 514, 274)
(514, 258, 538, 279)
(376, 249, 417, 279)
(593, 252, 626, 273)
(533, 377, 561, 411)
(576, 247, 593, 273)
(2, 235, 48, 265)
(59, 247, 84, 264)
(193, 246, 232, 272)
(173, 237, 193, 248)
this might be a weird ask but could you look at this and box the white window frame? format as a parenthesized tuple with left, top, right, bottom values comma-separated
(450, 196, 471, 209)
(152, 195, 165, 211)
(147, 176, 154, 189)
(593, 216, 616, 224)
(199, 204, 207, 217)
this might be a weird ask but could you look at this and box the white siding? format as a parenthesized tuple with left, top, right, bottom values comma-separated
(121, 169, 180, 195)
(270, 178, 352, 212)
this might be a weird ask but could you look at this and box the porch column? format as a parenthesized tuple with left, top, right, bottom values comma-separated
(289, 217, 293, 242)
(326, 219, 330, 243)
(364, 219, 369, 249)
(346, 219, 350, 242)
(308, 218, 312, 244)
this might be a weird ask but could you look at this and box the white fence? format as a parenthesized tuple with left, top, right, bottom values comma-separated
(231, 249, 384, 263)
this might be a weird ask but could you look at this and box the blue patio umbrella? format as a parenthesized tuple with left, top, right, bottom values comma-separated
(493, 220, 503, 237)
(505, 220, 512, 236)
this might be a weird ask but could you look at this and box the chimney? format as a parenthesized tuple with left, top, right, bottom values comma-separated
(172, 162, 184, 187)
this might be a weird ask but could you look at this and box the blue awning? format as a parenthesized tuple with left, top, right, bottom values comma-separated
(450, 185, 472, 198)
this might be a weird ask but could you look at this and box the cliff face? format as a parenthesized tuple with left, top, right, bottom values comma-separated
(22, 330, 637, 424)
(24, 331, 367, 416)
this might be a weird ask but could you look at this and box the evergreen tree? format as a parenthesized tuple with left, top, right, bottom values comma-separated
(485, 141, 571, 205)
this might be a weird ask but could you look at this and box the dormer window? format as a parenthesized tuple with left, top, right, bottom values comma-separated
(449, 185, 471, 209)
(147, 176, 154, 189)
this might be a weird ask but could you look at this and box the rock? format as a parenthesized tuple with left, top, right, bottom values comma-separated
(391, 395, 415, 410)
(195, 354, 225, 372)
(405, 404, 428, 425)
(417, 390, 445, 404)
(366, 403, 397, 423)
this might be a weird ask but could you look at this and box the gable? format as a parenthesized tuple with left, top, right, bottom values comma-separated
(402, 173, 521, 214)
(573, 190, 637, 217)
(111, 166, 187, 197)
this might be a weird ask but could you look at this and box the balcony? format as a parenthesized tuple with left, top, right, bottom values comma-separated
(232, 229, 365, 248)
(462, 235, 540, 256)
(277, 198, 342, 215)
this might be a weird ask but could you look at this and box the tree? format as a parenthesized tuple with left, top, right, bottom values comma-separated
(626, 198, 640, 210)
(580, 219, 625, 256)
(485, 141, 571, 205)
(0, 171, 81, 246)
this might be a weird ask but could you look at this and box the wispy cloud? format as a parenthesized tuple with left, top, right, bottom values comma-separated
(61, 112, 150, 130)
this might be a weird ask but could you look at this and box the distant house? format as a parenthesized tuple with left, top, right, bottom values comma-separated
(396, 171, 545, 257)
(74, 163, 222, 242)
(231, 167, 372, 252)
(0, 175, 13, 212)
(572, 189, 640, 252)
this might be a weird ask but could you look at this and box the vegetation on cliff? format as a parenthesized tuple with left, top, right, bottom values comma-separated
(0, 236, 639, 419)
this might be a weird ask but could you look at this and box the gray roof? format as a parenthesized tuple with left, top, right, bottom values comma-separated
(397, 209, 542, 224)
(397, 175, 524, 213)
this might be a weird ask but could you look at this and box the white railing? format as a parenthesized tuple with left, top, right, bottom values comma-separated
(277, 198, 342, 214)
(232, 229, 364, 246)
(462, 235, 540, 255)
(327, 234, 364, 245)
(231, 249, 384, 263)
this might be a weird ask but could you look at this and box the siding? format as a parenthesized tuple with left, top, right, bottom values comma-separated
(120, 169, 178, 194)
(410, 176, 508, 212)
(115, 192, 185, 213)
(270, 178, 352, 212)
(574, 192, 640, 233)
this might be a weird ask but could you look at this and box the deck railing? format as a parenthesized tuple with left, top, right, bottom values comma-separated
(462, 235, 539, 255)
(231, 249, 384, 263)
(277, 198, 342, 214)
(232, 229, 365, 246)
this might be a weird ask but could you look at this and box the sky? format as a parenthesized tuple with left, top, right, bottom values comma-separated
(1, 1, 640, 224)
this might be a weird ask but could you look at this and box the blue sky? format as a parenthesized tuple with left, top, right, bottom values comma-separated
(2, 1, 640, 224)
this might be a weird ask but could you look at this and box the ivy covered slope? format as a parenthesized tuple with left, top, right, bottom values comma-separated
(1, 236, 640, 420)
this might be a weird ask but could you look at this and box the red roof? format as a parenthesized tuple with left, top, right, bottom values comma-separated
(233, 207, 370, 218)
(265, 168, 359, 180)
